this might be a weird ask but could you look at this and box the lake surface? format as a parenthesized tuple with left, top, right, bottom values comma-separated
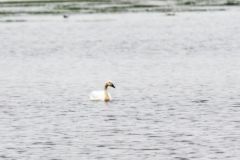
(1, 10, 240, 160)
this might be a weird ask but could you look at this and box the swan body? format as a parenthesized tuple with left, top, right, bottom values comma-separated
(89, 91, 112, 101)
(89, 81, 115, 102)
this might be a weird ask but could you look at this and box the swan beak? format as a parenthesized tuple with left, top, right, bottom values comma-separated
(111, 84, 115, 88)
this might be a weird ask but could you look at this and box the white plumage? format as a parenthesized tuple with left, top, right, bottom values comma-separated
(89, 81, 115, 102)
(89, 91, 112, 101)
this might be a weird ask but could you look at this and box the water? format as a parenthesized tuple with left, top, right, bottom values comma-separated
(0, 0, 238, 16)
(1, 10, 240, 160)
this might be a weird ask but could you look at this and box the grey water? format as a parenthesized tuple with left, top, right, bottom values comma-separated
(1, 10, 240, 160)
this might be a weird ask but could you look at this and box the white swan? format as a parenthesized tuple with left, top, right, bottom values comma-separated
(89, 81, 115, 102)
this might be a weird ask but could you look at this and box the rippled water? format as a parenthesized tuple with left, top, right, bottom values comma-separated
(1, 11, 240, 160)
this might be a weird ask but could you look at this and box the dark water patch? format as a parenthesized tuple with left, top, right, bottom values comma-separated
(108, 147, 125, 150)
(32, 141, 56, 146)
(192, 99, 209, 103)
(6, 147, 16, 150)
(96, 145, 106, 148)
(136, 117, 153, 121)
(100, 134, 114, 137)
(104, 118, 116, 121)
(175, 157, 189, 160)
(17, 150, 26, 154)
(177, 140, 195, 145)
(106, 115, 115, 117)
(169, 152, 177, 155)
(25, 11, 64, 15)
(32, 142, 43, 145)
(168, 107, 176, 111)
(130, 4, 159, 8)
(62, 136, 71, 139)
(107, 147, 161, 151)
(44, 141, 56, 146)
(138, 148, 161, 151)
(0, 155, 8, 159)
(188, 151, 196, 154)
(232, 103, 240, 107)
(232, 120, 240, 123)
(185, 134, 193, 137)
(148, 135, 162, 138)
(215, 151, 224, 154)
(111, 129, 126, 133)
(166, 147, 177, 151)
(126, 133, 142, 136)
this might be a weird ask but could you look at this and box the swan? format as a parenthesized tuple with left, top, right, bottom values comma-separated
(89, 81, 115, 102)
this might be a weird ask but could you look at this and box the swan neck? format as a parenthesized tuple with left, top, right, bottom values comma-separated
(104, 84, 108, 90)
(104, 84, 110, 101)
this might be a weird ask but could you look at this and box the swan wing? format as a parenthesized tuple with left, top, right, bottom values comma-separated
(89, 91, 105, 101)
(89, 91, 112, 101)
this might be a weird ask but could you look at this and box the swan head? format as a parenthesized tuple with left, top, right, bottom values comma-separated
(105, 81, 115, 88)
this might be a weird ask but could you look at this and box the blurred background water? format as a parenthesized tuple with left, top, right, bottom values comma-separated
(1, 1, 240, 160)
(0, 0, 240, 16)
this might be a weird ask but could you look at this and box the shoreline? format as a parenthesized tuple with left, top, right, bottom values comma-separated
(0, 0, 240, 17)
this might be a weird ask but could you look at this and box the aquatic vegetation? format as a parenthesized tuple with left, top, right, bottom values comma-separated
(224, 0, 240, 5)
(0, 0, 239, 16)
